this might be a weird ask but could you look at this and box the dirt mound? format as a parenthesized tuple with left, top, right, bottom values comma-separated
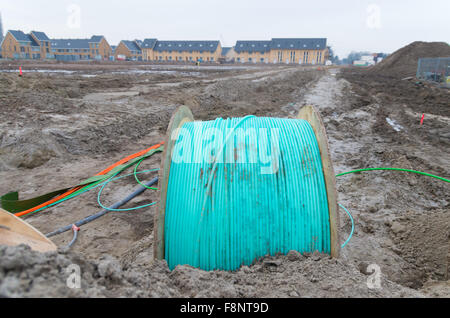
(370, 41, 450, 78)
(0, 245, 423, 298)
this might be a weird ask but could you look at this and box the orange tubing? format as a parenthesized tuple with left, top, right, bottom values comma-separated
(14, 142, 164, 218)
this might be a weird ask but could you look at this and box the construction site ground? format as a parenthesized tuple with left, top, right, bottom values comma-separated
(0, 61, 448, 297)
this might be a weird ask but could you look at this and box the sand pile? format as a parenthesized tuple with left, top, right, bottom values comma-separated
(370, 41, 450, 78)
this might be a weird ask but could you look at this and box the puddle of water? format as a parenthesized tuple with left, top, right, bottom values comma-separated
(386, 118, 404, 132)
(0, 69, 76, 74)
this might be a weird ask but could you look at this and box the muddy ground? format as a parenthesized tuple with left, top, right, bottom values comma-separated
(0, 63, 448, 298)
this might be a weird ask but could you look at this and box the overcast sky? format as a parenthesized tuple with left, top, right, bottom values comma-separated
(1, 0, 448, 58)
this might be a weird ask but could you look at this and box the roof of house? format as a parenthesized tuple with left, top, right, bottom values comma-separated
(51, 39, 91, 49)
(8, 30, 40, 46)
(31, 31, 50, 41)
(142, 38, 158, 49)
(89, 35, 104, 43)
(270, 38, 327, 50)
(28, 36, 40, 47)
(154, 41, 220, 52)
(9, 30, 31, 42)
(234, 38, 327, 52)
(221, 47, 232, 56)
(121, 40, 142, 52)
(235, 41, 271, 53)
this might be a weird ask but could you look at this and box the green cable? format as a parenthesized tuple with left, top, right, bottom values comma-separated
(96, 168, 157, 212)
(336, 168, 449, 183)
(134, 158, 158, 190)
(24, 169, 160, 217)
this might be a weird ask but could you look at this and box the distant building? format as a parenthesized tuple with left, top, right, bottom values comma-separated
(1, 30, 44, 59)
(51, 36, 112, 61)
(234, 38, 328, 65)
(152, 41, 222, 63)
(114, 39, 223, 63)
(0, 29, 329, 65)
(30, 31, 53, 59)
(1, 30, 112, 61)
(220, 47, 235, 62)
(115, 40, 142, 61)
(234, 40, 271, 64)
(353, 55, 376, 66)
(140, 38, 158, 61)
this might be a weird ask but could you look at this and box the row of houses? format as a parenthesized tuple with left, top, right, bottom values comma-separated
(0, 29, 329, 65)
(116, 38, 329, 65)
(0, 30, 112, 61)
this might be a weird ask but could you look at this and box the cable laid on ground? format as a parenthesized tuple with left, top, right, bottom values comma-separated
(66, 224, 80, 249)
(24, 169, 159, 218)
(336, 168, 449, 183)
(46, 177, 158, 238)
(8, 143, 164, 218)
(134, 158, 158, 190)
(335, 167, 448, 248)
(97, 170, 158, 212)
(339, 203, 354, 248)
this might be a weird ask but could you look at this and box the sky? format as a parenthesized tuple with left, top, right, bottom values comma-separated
(0, 0, 449, 58)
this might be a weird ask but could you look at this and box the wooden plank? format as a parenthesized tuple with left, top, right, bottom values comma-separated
(298, 105, 340, 258)
(0, 208, 57, 253)
(154, 106, 194, 260)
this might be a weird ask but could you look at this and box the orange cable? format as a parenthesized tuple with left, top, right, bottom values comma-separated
(14, 142, 164, 217)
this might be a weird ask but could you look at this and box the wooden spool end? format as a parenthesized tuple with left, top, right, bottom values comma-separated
(154, 106, 194, 260)
(0, 208, 57, 253)
(298, 105, 340, 258)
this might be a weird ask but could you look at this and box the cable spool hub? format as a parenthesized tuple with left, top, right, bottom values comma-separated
(155, 106, 339, 271)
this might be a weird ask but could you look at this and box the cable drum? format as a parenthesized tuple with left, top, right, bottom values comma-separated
(155, 106, 339, 271)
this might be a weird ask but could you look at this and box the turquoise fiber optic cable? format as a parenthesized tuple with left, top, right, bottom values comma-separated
(164, 117, 331, 271)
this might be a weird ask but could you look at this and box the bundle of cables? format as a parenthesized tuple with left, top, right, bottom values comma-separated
(1, 142, 165, 247)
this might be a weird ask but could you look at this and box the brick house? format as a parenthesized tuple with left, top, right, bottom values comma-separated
(114, 40, 143, 61)
(152, 41, 222, 63)
(234, 38, 329, 65)
(50, 35, 112, 61)
(1, 30, 45, 59)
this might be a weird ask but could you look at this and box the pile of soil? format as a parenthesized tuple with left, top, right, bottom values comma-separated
(370, 41, 450, 78)
(0, 245, 422, 298)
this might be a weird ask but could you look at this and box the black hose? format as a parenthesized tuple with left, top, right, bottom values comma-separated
(46, 177, 158, 238)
